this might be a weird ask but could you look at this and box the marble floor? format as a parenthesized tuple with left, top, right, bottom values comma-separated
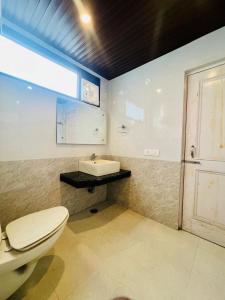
(10, 201, 225, 300)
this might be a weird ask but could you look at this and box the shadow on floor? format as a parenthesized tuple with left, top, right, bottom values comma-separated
(9, 254, 64, 300)
(68, 200, 127, 234)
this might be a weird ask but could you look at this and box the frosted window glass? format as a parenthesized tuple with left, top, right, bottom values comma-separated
(0, 35, 77, 98)
(81, 78, 99, 106)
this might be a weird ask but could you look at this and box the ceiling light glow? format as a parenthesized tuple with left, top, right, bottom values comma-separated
(80, 14, 91, 24)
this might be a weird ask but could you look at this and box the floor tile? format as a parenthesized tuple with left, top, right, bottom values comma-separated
(184, 239, 225, 300)
(10, 203, 225, 300)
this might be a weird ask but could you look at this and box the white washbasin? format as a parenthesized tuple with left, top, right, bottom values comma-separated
(79, 159, 120, 176)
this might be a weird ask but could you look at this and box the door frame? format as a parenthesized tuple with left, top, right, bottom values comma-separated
(178, 57, 225, 229)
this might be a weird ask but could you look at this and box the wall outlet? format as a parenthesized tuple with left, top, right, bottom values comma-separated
(144, 148, 160, 157)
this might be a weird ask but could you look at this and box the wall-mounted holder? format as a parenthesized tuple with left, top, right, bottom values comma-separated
(117, 124, 128, 134)
(60, 169, 131, 193)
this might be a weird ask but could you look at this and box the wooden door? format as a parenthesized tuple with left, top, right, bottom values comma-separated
(183, 62, 225, 247)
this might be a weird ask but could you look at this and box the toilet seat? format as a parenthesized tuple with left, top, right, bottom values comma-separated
(5, 206, 69, 251)
(0, 207, 69, 299)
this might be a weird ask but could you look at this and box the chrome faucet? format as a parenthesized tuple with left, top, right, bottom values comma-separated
(91, 153, 97, 161)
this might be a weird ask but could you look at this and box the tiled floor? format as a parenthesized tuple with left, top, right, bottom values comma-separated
(10, 202, 225, 300)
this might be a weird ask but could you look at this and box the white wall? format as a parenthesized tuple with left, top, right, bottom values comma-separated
(107, 26, 225, 162)
(0, 75, 108, 161)
(2, 26, 225, 162)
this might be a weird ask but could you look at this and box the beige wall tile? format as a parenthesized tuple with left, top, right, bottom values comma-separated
(0, 155, 181, 230)
(0, 157, 106, 228)
(106, 155, 181, 229)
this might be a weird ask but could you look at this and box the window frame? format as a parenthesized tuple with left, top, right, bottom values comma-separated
(0, 33, 101, 107)
(79, 71, 100, 107)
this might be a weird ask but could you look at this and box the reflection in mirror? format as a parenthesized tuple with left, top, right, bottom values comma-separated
(56, 98, 106, 145)
(126, 101, 144, 121)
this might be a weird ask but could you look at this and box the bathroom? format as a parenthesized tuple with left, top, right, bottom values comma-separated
(1, 0, 225, 299)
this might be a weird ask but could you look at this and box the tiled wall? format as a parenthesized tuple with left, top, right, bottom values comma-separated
(106, 28, 225, 230)
(106, 156, 181, 229)
(0, 155, 180, 230)
(107, 27, 225, 162)
(0, 75, 108, 161)
(0, 157, 106, 229)
(0, 71, 108, 229)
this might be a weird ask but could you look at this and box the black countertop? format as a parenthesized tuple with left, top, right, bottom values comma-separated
(60, 169, 131, 188)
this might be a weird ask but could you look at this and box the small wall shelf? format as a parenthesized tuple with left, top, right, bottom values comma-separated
(60, 169, 131, 188)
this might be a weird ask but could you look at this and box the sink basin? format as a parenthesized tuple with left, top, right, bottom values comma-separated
(79, 159, 120, 176)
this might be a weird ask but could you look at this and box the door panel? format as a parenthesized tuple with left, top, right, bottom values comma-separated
(194, 171, 225, 227)
(198, 76, 225, 160)
(183, 62, 225, 247)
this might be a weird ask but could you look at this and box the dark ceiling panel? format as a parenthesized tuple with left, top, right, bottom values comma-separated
(2, 0, 225, 79)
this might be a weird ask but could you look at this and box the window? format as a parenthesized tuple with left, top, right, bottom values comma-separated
(80, 68, 100, 106)
(81, 78, 100, 106)
(0, 35, 100, 105)
(0, 35, 78, 98)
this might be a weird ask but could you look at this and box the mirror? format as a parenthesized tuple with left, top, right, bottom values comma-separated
(56, 98, 106, 144)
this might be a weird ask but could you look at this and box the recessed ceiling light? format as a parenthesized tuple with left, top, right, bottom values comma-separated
(27, 85, 32, 90)
(80, 14, 91, 24)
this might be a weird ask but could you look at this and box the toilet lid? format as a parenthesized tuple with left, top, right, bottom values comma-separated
(6, 206, 69, 251)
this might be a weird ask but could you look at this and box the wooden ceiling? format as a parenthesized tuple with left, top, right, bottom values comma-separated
(2, 0, 225, 79)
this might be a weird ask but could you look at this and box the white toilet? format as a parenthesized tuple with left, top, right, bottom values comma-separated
(0, 206, 69, 300)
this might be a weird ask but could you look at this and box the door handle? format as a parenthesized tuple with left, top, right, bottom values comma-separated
(183, 160, 201, 165)
(191, 145, 195, 158)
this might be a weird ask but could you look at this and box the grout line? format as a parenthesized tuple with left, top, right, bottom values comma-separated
(183, 238, 200, 300)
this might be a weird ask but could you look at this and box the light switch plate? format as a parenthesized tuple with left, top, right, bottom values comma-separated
(144, 149, 160, 157)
